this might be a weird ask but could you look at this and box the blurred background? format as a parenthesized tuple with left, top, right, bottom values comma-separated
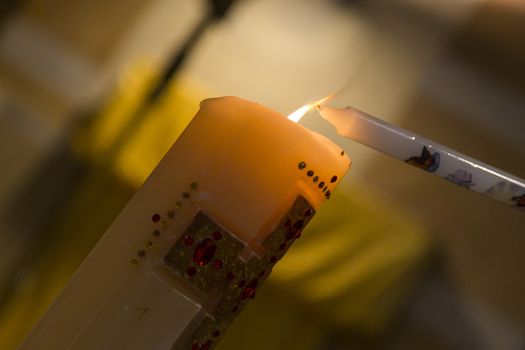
(0, 0, 524, 349)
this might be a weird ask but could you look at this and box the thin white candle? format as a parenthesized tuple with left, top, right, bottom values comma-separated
(319, 105, 525, 211)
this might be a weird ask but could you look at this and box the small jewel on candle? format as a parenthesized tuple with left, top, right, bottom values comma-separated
(226, 272, 235, 282)
(213, 260, 223, 269)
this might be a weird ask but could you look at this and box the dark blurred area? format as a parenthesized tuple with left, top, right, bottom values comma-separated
(0, 0, 524, 349)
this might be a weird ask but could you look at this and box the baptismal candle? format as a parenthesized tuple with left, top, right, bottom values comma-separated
(21, 97, 350, 350)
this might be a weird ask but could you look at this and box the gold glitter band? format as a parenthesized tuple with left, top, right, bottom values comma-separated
(165, 196, 315, 350)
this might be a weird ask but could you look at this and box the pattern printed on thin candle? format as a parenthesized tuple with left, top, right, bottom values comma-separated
(405, 146, 440, 173)
(444, 170, 474, 189)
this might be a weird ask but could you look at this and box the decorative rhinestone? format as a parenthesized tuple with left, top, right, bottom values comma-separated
(318, 181, 325, 188)
(305, 209, 313, 217)
(190, 182, 198, 190)
(331, 175, 338, 183)
(199, 340, 212, 350)
(151, 213, 161, 222)
(137, 250, 146, 257)
(214, 260, 223, 269)
(167, 210, 175, 218)
(226, 272, 235, 282)
(131, 259, 138, 265)
(307, 170, 314, 177)
(313, 176, 319, 183)
(175, 201, 182, 208)
(192, 239, 216, 266)
(212, 231, 222, 240)
(298, 161, 306, 169)
(152, 230, 160, 237)
(146, 241, 153, 248)
(287, 220, 305, 240)
(241, 279, 258, 300)
(184, 235, 194, 246)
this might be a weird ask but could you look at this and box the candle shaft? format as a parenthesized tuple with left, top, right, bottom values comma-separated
(21, 97, 350, 350)
(319, 105, 525, 211)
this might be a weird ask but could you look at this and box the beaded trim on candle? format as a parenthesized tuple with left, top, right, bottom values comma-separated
(165, 196, 315, 350)
(133, 182, 200, 264)
(297, 161, 336, 199)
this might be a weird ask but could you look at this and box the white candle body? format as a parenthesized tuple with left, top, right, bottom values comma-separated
(21, 97, 350, 350)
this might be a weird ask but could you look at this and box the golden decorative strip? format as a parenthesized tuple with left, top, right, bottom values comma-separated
(165, 196, 315, 350)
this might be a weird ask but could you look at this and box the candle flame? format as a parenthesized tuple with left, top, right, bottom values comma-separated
(287, 96, 331, 123)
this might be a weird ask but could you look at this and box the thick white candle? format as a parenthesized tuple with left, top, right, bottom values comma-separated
(21, 97, 350, 350)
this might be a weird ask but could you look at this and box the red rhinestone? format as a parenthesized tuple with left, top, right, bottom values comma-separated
(226, 272, 235, 282)
(212, 231, 222, 240)
(241, 279, 258, 300)
(213, 330, 221, 338)
(304, 209, 313, 217)
(214, 260, 223, 269)
(192, 239, 216, 266)
(183, 235, 194, 246)
(287, 220, 305, 240)
(269, 256, 277, 263)
(152, 213, 161, 222)
(238, 280, 246, 288)
(199, 340, 212, 350)
(186, 266, 197, 277)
